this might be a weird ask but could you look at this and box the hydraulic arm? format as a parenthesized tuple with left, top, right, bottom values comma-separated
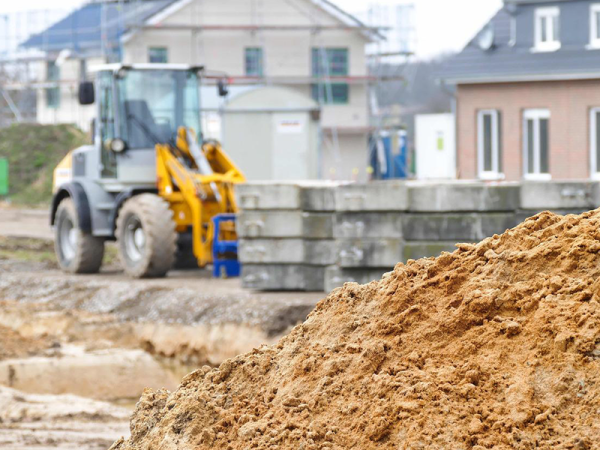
(156, 127, 245, 267)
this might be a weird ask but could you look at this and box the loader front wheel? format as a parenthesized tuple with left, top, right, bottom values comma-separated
(116, 194, 177, 278)
(55, 198, 105, 274)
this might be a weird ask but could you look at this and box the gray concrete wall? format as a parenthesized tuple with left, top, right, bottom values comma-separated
(237, 181, 600, 291)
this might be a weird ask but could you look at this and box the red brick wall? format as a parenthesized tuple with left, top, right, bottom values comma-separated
(456, 79, 600, 181)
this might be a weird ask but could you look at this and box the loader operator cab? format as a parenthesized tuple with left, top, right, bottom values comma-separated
(51, 64, 242, 279)
(80, 65, 207, 182)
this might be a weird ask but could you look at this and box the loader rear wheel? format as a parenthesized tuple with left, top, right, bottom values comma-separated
(116, 194, 177, 278)
(54, 198, 105, 274)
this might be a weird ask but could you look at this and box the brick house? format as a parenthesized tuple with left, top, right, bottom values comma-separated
(444, 0, 600, 181)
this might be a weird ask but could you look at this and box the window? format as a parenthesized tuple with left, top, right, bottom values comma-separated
(148, 47, 168, 63)
(477, 110, 503, 179)
(311, 48, 349, 104)
(590, 108, 600, 179)
(312, 48, 348, 77)
(245, 48, 263, 77)
(311, 83, 349, 105)
(98, 72, 117, 178)
(523, 109, 551, 180)
(116, 69, 200, 149)
(534, 7, 560, 52)
(590, 4, 600, 48)
(46, 61, 60, 109)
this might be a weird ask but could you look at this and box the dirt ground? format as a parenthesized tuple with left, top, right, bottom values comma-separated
(0, 208, 53, 240)
(0, 206, 323, 449)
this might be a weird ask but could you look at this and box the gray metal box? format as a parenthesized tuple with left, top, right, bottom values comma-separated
(409, 183, 520, 212)
(402, 213, 518, 242)
(242, 264, 325, 291)
(237, 211, 334, 239)
(334, 213, 403, 239)
(335, 182, 409, 212)
(236, 183, 301, 210)
(324, 266, 391, 292)
(520, 182, 599, 210)
(239, 239, 337, 265)
(337, 239, 404, 268)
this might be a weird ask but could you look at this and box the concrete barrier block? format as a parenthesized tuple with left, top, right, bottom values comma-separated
(239, 239, 337, 265)
(334, 213, 403, 239)
(300, 186, 337, 211)
(409, 183, 520, 212)
(324, 266, 391, 292)
(236, 183, 301, 210)
(242, 264, 325, 291)
(402, 242, 458, 262)
(402, 213, 519, 241)
(337, 239, 403, 268)
(520, 182, 599, 210)
(335, 182, 409, 212)
(237, 211, 334, 239)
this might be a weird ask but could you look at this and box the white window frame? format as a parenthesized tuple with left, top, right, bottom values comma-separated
(590, 4, 600, 49)
(590, 107, 600, 180)
(523, 109, 551, 181)
(534, 7, 561, 52)
(477, 110, 504, 180)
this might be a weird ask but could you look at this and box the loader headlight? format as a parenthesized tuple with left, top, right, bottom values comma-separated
(109, 138, 127, 153)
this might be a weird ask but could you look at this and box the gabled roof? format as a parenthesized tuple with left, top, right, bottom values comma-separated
(140, 0, 380, 41)
(310, 0, 382, 40)
(23, 0, 379, 57)
(443, 1, 600, 84)
(22, 1, 176, 55)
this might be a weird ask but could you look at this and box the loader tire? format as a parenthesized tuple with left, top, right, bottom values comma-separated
(116, 194, 177, 278)
(54, 198, 105, 274)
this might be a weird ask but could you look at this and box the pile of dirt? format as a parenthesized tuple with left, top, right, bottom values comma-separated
(111, 210, 600, 450)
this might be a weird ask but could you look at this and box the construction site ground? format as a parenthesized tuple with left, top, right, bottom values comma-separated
(0, 206, 323, 450)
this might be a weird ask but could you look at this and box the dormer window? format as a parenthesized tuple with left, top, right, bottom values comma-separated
(590, 4, 600, 48)
(534, 7, 560, 52)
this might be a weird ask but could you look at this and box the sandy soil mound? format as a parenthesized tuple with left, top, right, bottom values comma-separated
(111, 211, 600, 450)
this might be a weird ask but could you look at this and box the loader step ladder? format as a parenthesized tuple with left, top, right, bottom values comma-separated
(212, 214, 241, 278)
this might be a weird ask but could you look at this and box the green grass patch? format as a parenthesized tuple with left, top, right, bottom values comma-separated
(0, 124, 89, 206)
(0, 236, 56, 265)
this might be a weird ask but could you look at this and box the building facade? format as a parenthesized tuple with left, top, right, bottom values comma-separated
(444, 0, 600, 181)
(23, 0, 378, 181)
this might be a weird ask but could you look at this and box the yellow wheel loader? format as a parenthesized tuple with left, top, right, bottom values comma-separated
(51, 64, 245, 278)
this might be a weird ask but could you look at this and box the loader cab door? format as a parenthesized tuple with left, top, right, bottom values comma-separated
(96, 71, 118, 179)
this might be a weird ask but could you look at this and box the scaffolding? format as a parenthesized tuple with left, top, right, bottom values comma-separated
(359, 1, 417, 179)
(0, 0, 412, 182)
(0, 0, 157, 127)
(0, 7, 74, 125)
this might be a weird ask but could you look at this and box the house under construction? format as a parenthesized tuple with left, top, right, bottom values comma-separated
(0, 0, 394, 181)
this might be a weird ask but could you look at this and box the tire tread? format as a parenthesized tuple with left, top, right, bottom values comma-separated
(115, 194, 177, 278)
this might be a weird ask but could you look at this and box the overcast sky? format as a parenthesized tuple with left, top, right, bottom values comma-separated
(0, 0, 503, 58)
